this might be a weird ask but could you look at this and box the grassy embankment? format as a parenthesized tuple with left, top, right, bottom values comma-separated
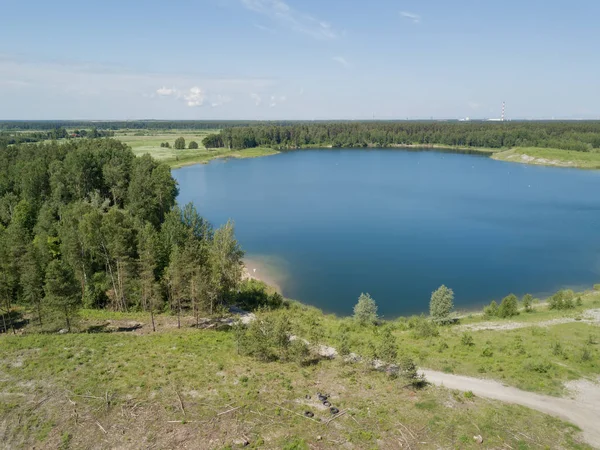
(1, 305, 593, 449)
(115, 130, 279, 168)
(492, 147, 600, 169)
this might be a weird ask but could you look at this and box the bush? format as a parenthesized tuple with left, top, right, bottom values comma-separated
(576, 297, 583, 307)
(409, 315, 439, 339)
(160, 142, 165, 148)
(234, 279, 283, 310)
(189, 141, 199, 149)
(551, 341, 564, 357)
(461, 332, 474, 346)
(548, 290, 576, 310)
(483, 300, 499, 318)
(429, 285, 454, 321)
(594, 284, 600, 291)
(523, 359, 552, 373)
(522, 293, 533, 312)
(377, 327, 398, 361)
(498, 294, 519, 318)
(580, 346, 592, 362)
(174, 137, 186, 149)
(398, 355, 425, 387)
(481, 346, 494, 357)
(353, 293, 378, 325)
(287, 339, 311, 366)
(239, 313, 292, 362)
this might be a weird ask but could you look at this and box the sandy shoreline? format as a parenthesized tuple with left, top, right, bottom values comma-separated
(242, 257, 284, 293)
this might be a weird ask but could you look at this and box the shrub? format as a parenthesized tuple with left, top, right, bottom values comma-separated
(523, 359, 552, 373)
(377, 327, 398, 362)
(398, 355, 425, 387)
(563, 290, 575, 309)
(234, 279, 284, 310)
(483, 300, 499, 318)
(594, 284, 600, 291)
(160, 142, 165, 148)
(551, 341, 564, 357)
(522, 293, 533, 312)
(549, 290, 576, 310)
(338, 333, 351, 356)
(174, 137, 186, 149)
(581, 346, 592, 362)
(498, 294, 519, 318)
(353, 293, 378, 325)
(287, 339, 311, 366)
(460, 332, 474, 346)
(409, 316, 439, 339)
(576, 297, 583, 307)
(189, 141, 199, 149)
(164, 142, 170, 148)
(429, 285, 454, 321)
(481, 346, 494, 357)
(239, 313, 292, 362)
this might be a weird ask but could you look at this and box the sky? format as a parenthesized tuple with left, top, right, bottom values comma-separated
(1, 0, 599, 120)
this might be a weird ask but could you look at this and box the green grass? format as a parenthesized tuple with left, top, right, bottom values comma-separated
(493, 147, 600, 169)
(114, 130, 279, 168)
(273, 292, 600, 397)
(0, 325, 589, 449)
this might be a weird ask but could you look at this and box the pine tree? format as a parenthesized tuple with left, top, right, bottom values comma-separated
(44, 259, 80, 332)
(21, 244, 45, 326)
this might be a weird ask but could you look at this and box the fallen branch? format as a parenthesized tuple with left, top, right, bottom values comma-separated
(266, 401, 321, 424)
(175, 390, 186, 416)
(217, 406, 241, 416)
(325, 410, 347, 425)
(96, 421, 107, 434)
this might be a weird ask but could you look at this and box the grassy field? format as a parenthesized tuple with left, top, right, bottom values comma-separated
(114, 130, 279, 168)
(492, 147, 600, 169)
(0, 320, 590, 449)
(270, 291, 600, 397)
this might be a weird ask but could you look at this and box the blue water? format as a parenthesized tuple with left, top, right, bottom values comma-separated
(174, 149, 600, 317)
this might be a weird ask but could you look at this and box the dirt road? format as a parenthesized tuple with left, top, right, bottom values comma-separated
(422, 369, 600, 448)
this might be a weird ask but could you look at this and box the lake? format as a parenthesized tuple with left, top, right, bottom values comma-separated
(174, 149, 600, 317)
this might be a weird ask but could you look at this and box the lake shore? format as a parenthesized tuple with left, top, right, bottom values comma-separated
(492, 147, 600, 169)
(242, 257, 284, 294)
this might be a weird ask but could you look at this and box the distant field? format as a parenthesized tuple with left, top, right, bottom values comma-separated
(114, 130, 279, 168)
(493, 147, 600, 169)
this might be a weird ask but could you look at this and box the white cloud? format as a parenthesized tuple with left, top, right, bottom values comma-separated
(400, 11, 421, 24)
(333, 56, 349, 68)
(241, 0, 338, 39)
(211, 94, 232, 107)
(156, 86, 177, 96)
(269, 94, 286, 107)
(184, 86, 205, 107)
(253, 23, 276, 33)
(250, 92, 262, 106)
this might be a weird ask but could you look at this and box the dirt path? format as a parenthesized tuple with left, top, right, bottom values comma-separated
(461, 309, 600, 332)
(422, 369, 600, 448)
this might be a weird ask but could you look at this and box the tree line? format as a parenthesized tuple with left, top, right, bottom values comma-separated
(201, 121, 600, 152)
(0, 121, 298, 131)
(0, 127, 114, 146)
(0, 138, 250, 333)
